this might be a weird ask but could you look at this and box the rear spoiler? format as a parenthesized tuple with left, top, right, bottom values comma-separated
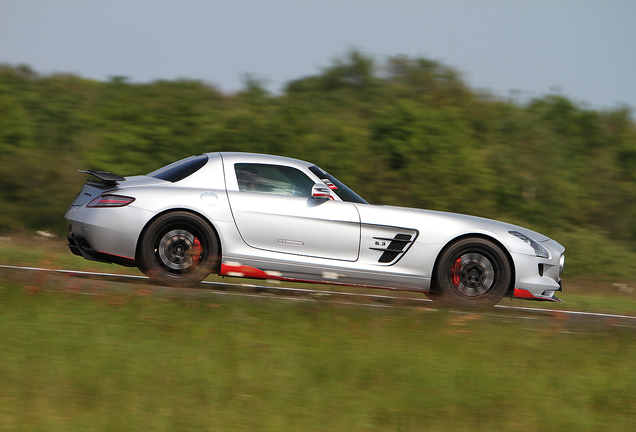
(78, 170, 126, 186)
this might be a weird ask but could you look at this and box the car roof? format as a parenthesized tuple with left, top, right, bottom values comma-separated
(213, 152, 313, 168)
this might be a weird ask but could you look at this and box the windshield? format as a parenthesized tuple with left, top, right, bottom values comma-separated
(308, 166, 368, 204)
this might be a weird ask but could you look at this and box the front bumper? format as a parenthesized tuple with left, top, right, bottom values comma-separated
(514, 283, 563, 302)
(511, 239, 565, 302)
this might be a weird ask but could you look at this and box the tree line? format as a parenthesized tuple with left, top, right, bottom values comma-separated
(1, 52, 635, 279)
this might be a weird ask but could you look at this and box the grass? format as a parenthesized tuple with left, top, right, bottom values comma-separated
(1, 234, 636, 430)
(0, 278, 635, 431)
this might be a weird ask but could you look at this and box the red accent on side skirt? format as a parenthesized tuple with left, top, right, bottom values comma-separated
(218, 263, 430, 294)
(220, 263, 285, 280)
(513, 288, 538, 299)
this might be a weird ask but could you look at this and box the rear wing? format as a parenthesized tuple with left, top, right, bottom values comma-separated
(78, 170, 126, 186)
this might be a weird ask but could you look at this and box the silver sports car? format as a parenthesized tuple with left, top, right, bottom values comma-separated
(65, 152, 565, 306)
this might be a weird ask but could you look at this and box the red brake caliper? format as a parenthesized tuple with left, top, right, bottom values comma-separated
(191, 237, 202, 263)
(451, 257, 461, 286)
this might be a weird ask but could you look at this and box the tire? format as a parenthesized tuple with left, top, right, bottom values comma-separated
(435, 237, 511, 307)
(137, 211, 220, 286)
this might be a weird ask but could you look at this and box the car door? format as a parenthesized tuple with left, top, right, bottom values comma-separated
(226, 162, 361, 261)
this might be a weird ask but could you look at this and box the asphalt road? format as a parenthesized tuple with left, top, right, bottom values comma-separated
(2, 264, 636, 330)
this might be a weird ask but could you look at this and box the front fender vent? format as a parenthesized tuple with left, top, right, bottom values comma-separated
(371, 234, 413, 263)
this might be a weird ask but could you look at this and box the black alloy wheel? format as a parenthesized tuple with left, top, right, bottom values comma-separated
(137, 211, 220, 286)
(435, 237, 511, 307)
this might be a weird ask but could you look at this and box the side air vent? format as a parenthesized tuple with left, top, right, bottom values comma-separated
(371, 234, 413, 264)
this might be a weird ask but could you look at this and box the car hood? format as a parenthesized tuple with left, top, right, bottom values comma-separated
(356, 204, 552, 243)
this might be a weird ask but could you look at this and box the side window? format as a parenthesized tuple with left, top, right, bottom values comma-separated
(235, 164, 315, 197)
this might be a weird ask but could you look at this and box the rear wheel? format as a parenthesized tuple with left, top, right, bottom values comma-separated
(435, 237, 511, 307)
(137, 212, 220, 286)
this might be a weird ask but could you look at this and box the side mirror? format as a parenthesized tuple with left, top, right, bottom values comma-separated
(311, 184, 333, 200)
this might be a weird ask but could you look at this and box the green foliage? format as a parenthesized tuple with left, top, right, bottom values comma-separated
(0, 53, 635, 280)
(1, 284, 636, 431)
(0, 82, 32, 155)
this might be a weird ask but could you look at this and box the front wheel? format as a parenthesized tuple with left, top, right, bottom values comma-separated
(137, 212, 220, 286)
(435, 238, 511, 307)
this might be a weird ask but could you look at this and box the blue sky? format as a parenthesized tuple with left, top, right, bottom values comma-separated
(2, 0, 635, 112)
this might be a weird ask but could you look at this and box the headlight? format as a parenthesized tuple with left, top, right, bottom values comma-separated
(509, 231, 550, 258)
(559, 254, 565, 276)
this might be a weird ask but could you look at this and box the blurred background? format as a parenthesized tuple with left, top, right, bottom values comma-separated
(1, 0, 636, 281)
(2, 3, 636, 430)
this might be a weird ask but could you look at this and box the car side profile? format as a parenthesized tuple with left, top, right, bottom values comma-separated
(65, 152, 565, 306)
